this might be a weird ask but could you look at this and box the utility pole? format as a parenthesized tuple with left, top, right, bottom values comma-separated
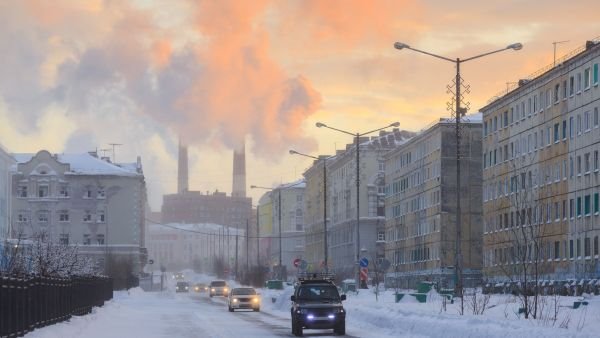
(355, 132, 361, 288)
(246, 219, 249, 274)
(256, 206, 260, 267)
(235, 232, 239, 279)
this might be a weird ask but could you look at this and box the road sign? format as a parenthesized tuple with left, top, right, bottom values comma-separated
(148, 259, 154, 265)
(359, 257, 369, 268)
(293, 258, 302, 268)
(299, 260, 308, 270)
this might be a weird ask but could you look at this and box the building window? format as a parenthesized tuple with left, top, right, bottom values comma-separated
(554, 241, 560, 259)
(97, 187, 106, 199)
(59, 184, 69, 198)
(577, 239, 581, 257)
(585, 237, 591, 257)
(37, 210, 49, 224)
(59, 234, 69, 245)
(17, 185, 27, 198)
(594, 63, 599, 85)
(96, 234, 105, 245)
(595, 107, 599, 127)
(553, 123, 559, 143)
(585, 195, 591, 216)
(577, 197, 582, 217)
(38, 184, 49, 198)
(83, 234, 91, 245)
(569, 76, 575, 96)
(577, 156, 582, 175)
(59, 210, 69, 222)
(594, 193, 599, 214)
(97, 210, 105, 223)
(569, 239, 574, 258)
(83, 211, 92, 222)
(595, 151, 600, 171)
(378, 231, 385, 241)
(595, 236, 599, 256)
(584, 67, 591, 89)
(554, 84, 560, 103)
(577, 73, 582, 92)
(84, 188, 92, 199)
(562, 120, 567, 140)
(585, 153, 591, 173)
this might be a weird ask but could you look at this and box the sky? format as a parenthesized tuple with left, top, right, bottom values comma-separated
(0, 0, 599, 211)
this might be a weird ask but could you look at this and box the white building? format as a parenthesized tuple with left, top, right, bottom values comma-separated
(0, 144, 13, 241)
(10, 150, 147, 275)
(145, 222, 245, 275)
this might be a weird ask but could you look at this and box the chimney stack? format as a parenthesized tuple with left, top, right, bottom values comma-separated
(177, 140, 189, 194)
(232, 139, 246, 197)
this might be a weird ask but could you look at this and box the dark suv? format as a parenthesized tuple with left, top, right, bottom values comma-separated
(290, 275, 346, 336)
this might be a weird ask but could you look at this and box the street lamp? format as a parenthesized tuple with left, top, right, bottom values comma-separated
(316, 121, 400, 288)
(393, 40, 522, 303)
(289, 150, 331, 273)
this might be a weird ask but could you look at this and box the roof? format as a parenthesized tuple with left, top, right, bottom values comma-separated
(13, 152, 141, 177)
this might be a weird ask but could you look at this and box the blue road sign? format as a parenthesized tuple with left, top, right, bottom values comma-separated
(359, 257, 369, 268)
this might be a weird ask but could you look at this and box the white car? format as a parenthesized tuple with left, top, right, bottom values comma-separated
(227, 287, 260, 312)
(209, 280, 229, 297)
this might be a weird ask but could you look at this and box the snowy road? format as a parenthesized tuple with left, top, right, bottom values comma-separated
(25, 290, 358, 338)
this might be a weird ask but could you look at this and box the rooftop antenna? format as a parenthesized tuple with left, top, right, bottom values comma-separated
(553, 40, 569, 67)
(108, 143, 123, 163)
(99, 148, 111, 158)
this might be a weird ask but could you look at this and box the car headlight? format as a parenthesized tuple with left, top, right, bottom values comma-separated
(252, 298, 259, 303)
(233, 298, 238, 302)
(211, 288, 215, 292)
(224, 288, 228, 292)
(185, 286, 188, 290)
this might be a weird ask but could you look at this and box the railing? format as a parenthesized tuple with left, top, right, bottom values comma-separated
(486, 36, 600, 105)
(0, 274, 112, 338)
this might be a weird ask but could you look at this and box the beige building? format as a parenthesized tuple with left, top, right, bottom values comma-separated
(481, 39, 600, 281)
(384, 119, 483, 289)
(303, 129, 414, 280)
(11, 150, 147, 274)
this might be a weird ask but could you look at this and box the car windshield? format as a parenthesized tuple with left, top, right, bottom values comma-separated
(232, 288, 256, 295)
(177, 282, 188, 286)
(296, 285, 339, 302)
(211, 281, 226, 287)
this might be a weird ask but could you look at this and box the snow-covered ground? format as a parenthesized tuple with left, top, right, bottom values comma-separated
(24, 271, 599, 337)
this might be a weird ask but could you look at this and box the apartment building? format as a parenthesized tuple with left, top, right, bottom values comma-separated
(384, 118, 483, 289)
(481, 39, 600, 280)
(11, 150, 147, 273)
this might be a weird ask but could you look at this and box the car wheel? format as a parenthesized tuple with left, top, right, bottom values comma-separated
(228, 306, 234, 312)
(334, 320, 345, 336)
(209, 294, 213, 298)
(253, 307, 260, 312)
(291, 318, 298, 336)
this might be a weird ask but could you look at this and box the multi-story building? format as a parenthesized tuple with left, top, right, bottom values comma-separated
(481, 39, 600, 281)
(11, 150, 147, 274)
(304, 128, 414, 280)
(257, 192, 273, 266)
(0, 144, 13, 242)
(384, 118, 483, 289)
(256, 180, 305, 279)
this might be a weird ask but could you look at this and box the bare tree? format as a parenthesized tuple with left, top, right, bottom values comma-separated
(495, 154, 556, 319)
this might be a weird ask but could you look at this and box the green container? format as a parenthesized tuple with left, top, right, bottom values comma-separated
(573, 301, 588, 309)
(410, 293, 427, 303)
(395, 293, 405, 303)
(417, 282, 434, 294)
(265, 280, 284, 290)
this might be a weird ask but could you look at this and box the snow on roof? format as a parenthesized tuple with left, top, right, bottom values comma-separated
(277, 178, 306, 189)
(13, 152, 141, 177)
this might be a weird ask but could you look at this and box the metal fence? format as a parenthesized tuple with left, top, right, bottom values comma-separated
(0, 274, 113, 338)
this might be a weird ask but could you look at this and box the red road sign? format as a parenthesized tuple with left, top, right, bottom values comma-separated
(293, 258, 302, 268)
(360, 268, 368, 281)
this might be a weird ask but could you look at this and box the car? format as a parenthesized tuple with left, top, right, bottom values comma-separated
(209, 280, 229, 297)
(290, 273, 346, 336)
(193, 283, 208, 293)
(176, 281, 190, 293)
(227, 287, 260, 312)
(173, 272, 185, 280)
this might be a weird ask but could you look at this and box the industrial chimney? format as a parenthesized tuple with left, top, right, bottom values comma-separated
(177, 140, 189, 194)
(232, 140, 246, 197)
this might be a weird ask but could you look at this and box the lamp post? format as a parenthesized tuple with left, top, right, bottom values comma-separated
(393, 41, 522, 305)
(316, 121, 400, 288)
(289, 150, 330, 272)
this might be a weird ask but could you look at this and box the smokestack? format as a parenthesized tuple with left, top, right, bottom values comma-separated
(232, 140, 246, 197)
(177, 139, 189, 194)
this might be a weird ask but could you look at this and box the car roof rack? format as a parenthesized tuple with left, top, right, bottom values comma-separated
(297, 272, 336, 284)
